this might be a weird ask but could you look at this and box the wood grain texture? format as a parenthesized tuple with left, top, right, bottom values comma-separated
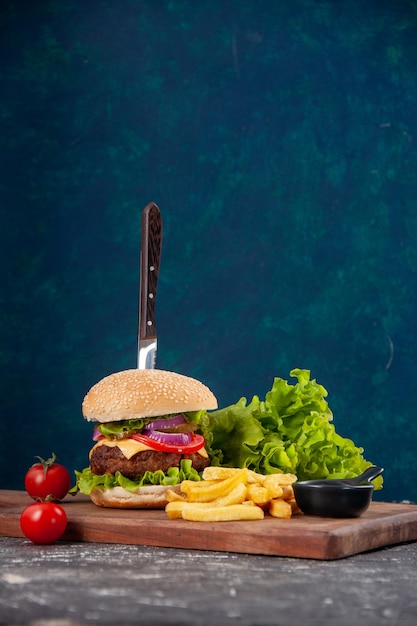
(1, 490, 416, 560)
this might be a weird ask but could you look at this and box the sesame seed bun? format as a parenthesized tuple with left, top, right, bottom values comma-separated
(82, 368, 218, 423)
(89, 484, 182, 509)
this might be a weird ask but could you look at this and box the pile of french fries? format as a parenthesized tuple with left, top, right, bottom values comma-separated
(165, 467, 301, 522)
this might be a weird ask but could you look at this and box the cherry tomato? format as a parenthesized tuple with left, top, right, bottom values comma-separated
(131, 433, 205, 454)
(20, 502, 67, 544)
(24, 453, 71, 501)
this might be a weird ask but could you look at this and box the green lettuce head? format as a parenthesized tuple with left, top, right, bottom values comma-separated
(200, 369, 382, 489)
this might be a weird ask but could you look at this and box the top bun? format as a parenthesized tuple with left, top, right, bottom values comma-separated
(82, 369, 218, 423)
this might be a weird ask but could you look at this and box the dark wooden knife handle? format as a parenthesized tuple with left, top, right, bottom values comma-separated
(140, 202, 162, 340)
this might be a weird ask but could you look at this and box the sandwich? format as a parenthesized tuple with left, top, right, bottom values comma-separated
(73, 368, 218, 508)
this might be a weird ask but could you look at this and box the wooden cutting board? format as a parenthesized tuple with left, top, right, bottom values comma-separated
(1, 490, 416, 560)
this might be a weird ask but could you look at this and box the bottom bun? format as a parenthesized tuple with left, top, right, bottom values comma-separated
(89, 484, 182, 509)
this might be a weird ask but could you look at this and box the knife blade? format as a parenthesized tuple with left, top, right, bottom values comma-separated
(137, 202, 162, 369)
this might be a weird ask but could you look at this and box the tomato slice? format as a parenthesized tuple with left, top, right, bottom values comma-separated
(131, 433, 205, 454)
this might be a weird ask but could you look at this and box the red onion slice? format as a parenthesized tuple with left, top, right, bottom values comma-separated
(145, 429, 192, 445)
(92, 426, 103, 441)
(143, 415, 186, 431)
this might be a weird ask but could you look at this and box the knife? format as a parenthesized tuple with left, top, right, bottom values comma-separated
(137, 202, 162, 369)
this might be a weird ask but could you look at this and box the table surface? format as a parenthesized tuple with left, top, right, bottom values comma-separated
(1, 536, 417, 626)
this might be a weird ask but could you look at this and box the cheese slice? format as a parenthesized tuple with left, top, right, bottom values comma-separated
(197, 446, 208, 458)
(90, 438, 153, 460)
(90, 438, 208, 460)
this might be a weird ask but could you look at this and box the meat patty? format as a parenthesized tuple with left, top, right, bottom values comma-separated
(90, 444, 210, 479)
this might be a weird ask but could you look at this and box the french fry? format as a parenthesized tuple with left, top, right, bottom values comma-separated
(247, 469, 268, 484)
(280, 485, 295, 500)
(269, 498, 292, 519)
(165, 501, 214, 519)
(180, 479, 218, 492)
(246, 484, 271, 507)
(202, 467, 243, 481)
(202, 466, 265, 484)
(165, 467, 299, 522)
(289, 499, 302, 515)
(166, 501, 192, 519)
(213, 482, 248, 506)
(181, 504, 264, 522)
(263, 475, 285, 499)
(183, 469, 249, 502)
(165, 489, 186, 502)
(268, 473, 297, 485)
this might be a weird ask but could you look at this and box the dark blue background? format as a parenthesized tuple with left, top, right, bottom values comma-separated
(1, 0, 417, 501)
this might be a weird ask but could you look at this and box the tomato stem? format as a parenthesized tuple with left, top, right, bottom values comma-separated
(32, 452, 58, 478)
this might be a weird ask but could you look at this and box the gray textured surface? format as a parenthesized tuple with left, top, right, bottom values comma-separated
(1, 537, 417, 625)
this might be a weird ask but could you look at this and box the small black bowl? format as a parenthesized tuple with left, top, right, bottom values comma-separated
(293, 481, 374, 518)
